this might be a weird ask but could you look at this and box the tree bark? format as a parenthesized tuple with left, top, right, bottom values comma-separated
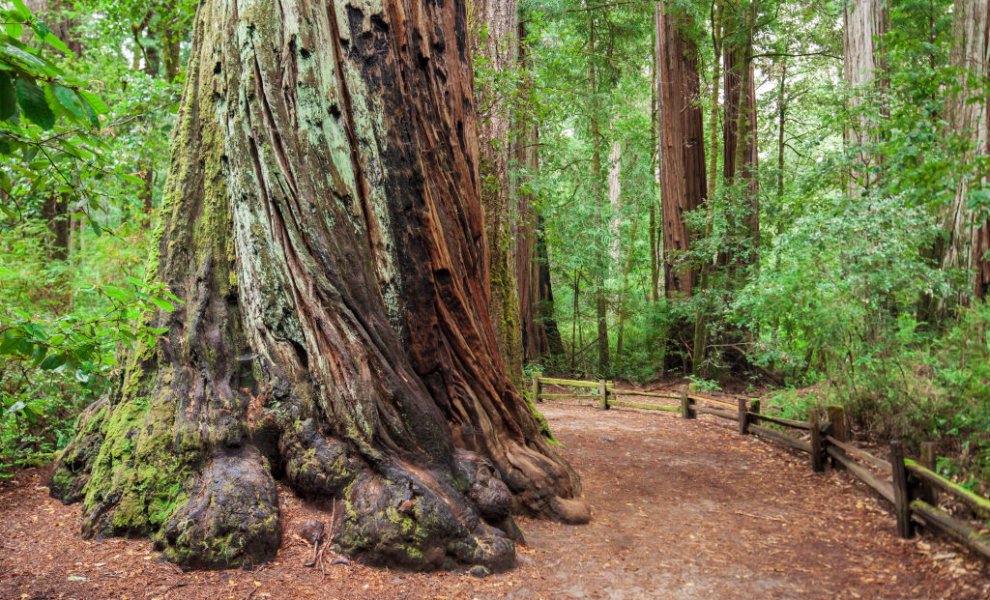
(514, 17, 563, 362)
(722, 0, 759, 262)
(943, 0, 990, 300)
(472, 0, 524, 381)
(656, 2, 707, 298)
(843, 0, 887, 194)
(50, 0, 587, 571)
(588, 10, 609, 374)
(41, 192, 69, 261)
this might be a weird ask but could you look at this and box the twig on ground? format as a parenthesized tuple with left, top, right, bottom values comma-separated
(162, 582, 189, 598)
(733, 510, 787, 523)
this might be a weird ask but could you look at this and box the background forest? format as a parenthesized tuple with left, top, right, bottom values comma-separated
(3, 0, 990, 495)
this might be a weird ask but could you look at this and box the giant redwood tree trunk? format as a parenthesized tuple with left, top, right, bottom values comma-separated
(943, 0, 990, 300)
(656, 2, 707, 298)
(50, 0, 587, 570)
(843, 0, 887, 194)
(472, 0, 524, 381)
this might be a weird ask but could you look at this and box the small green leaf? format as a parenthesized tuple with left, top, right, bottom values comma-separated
(43, 32, 70, 56)
(38, 353, 66, 371)
(15, 77, 54, 129)
(4, 22, 23, 39)
(9, 0, 30, 20)
(102, 285, 133, 303)
(149, 296, 176, 312)
(52, 83, 87, 122)
(77, 90, 107, 115)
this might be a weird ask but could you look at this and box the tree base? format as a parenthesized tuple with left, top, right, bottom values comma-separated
(49, 397, 582, 571)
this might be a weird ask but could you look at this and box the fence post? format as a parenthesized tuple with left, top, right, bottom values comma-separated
(738, 398, 749, 435)
(809, 409, 825, 473)
(827, 406, 848, 442)
(598, 380, 609, 410)
(531, 372, 542, 403)
(890, 441, 914, 538)
(919, 441, 938, 505)
(680, 390, 695, 419)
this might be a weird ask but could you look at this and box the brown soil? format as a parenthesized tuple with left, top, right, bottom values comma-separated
(2, 401, 988, 599)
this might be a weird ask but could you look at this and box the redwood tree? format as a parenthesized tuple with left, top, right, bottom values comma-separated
(656, 2, 707, 297)
(843, 0, 887, 193)
(473, 0, 524, 380)
(722, 0, 759, 263)
(943, 0, 990, 299)
(515, 16, 563, 361)
(50, 0, 587, 570)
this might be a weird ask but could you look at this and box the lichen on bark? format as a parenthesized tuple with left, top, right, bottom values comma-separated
(50, 0, 587, 571)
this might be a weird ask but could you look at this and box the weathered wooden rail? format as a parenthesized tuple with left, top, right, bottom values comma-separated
(530, 373, 990, 564)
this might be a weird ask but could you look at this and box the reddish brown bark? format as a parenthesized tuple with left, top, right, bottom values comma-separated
(722, 5, 759, 260)
(656, 3, 707, 298)
(515, 19, 563, 361)
(51, 0, 587, 571)
(473, 0, 524, 379)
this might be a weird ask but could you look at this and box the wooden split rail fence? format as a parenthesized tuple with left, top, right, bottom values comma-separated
(530, 373, 990, 564)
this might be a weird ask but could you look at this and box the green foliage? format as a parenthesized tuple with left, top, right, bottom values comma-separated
(0, 0, 187, 477)
(0, 219, 179, 476)
(0, 1, 104, 144)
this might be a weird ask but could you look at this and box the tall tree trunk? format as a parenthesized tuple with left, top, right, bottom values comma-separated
(656, 2, 707, 298)
(608, 140, 622, 264)
(722, 0, 759, 264)
(41, 192, 69, 261)
(472, 0, 524, 381)
(843, 0, 887, 194)
(514, 17, 563, 361)
(943, 0, 990, 300)
(588, 11, 609, 374)
(649, 20, 660, 303)
(776, 57, 787, 203)
(535, 214, 565, 356)
(51, 0, 587, 571)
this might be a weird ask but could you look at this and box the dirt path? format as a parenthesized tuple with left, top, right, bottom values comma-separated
(1, 402, 988, 599)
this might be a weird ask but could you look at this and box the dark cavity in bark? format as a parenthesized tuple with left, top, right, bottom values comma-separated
(50, 0, 587, 571)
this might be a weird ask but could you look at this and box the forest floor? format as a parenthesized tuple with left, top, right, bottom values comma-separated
(2, 399, 990, 599)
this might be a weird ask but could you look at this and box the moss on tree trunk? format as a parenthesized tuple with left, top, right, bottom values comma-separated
(50, 0, 587, 571)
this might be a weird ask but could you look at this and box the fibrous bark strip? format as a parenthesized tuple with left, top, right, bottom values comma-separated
(51, 0, 587, 570)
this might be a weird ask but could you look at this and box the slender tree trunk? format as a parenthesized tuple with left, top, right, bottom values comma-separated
(515, 17, 563, 361)
(943, 0, 990, 300)
(707, 0, 724, 202)
(472, 0, 524, 381)
(51, 0, 587, 571)
(588, 11, 609, 374)
(656, 2, 707, 298)
(776, 57, 787, 203)
(41, 192, 69, 261)
(615, 218, 639, 362)
(534, 213, 565, 356)
(608, 140, 622, 264)
(570, 271, 581, 371)
(649, 22, 660, 303)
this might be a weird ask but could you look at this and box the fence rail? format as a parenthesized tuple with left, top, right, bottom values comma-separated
(529, 373, 990, 564)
